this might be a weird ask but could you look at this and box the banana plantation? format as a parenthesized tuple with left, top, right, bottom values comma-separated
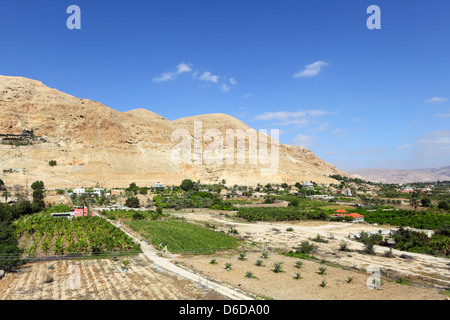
(14, 213, 140, 257)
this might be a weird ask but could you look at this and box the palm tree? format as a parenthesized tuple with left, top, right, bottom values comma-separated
(410, 196, 420, 214)
(79, 193, 90, 215)
(2, 190, 11, 202)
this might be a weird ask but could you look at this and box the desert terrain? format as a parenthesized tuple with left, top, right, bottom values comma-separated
(165, 209, 450, 299)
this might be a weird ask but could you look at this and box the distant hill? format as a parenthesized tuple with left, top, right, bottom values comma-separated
(349, 166, 450, 184)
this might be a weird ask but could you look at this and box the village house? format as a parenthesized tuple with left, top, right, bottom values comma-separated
(401, 186, 415, 193)
(153, 182, 165, 188)
(303, 181, 314, 189)
(328, 209, 364, 223)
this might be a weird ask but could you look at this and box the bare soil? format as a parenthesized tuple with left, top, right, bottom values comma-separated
(169, 209, 450, 299)
(178, 251, 447, 300)
(0, 254, 225, 300)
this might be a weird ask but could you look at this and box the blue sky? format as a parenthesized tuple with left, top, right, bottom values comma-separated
(1, 0, 449, 171)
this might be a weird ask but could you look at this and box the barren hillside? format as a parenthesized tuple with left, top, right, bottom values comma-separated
(0, 75, 346, 188)
(350, 167, 450, 184)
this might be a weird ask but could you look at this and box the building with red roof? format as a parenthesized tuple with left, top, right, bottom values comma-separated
(329, 209, 364, 222)
(73, 208, 96, 218)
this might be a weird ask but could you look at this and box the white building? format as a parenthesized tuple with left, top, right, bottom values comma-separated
(72, 188, 86, 196)
(303, 181, 314, 189)
(71, 187, 109, 196)
(153, 182, 165, 188)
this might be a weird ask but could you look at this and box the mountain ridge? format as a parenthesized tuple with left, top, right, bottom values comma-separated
(350, 166, 450, 184)
(0, 75, 347, 188)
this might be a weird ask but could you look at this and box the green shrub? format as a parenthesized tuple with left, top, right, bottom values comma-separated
(132, 211, 145, 220)
(339, 241, 351, 252)
(273, 262, 284, 273)
(294, 272, 302, 280)
(44, 275, 54, 283)
(238, 252, 247, 261)
(311, 234, 329, 243)
(300, 241, 314, 254)
(125, 196, 140, 208)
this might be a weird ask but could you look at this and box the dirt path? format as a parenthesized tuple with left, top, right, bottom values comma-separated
(103, 216, 254, 300)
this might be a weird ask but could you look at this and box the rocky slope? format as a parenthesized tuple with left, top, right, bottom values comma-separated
(0, 75, 346, 188)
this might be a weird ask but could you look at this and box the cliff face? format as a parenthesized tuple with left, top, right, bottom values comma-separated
(0, 76, 346, 188)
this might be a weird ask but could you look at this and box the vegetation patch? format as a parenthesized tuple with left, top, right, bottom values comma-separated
(15, 213, 140, 257)
(237, 207, 328, 222)
(126, 220, 240, 254)
(101, 209, 165, 221)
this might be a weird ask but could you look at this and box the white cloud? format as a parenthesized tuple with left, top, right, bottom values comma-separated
(353, 147, 385, 155)
(154, 63, 235, 93)
(294, 61, 329, 79)
(243, 93, 252, 99)
(153, 62, 192, 82)
(332, 128, 349, 138)
(417, 131, 450, 146)
(153, 72, 176, 82)
(221, 84, 230, 92)
(176, 63, 192, 74)
(311, 122, 330, 132)
(199, 72, 219, 83)
(425, 97, 447, 104)
(396, 144, 411, 150)
(291, 134, 316, 147)
(411, 130, 450, 167)
(255, 109, 331, 127)
(255, 110, 329, 121)
(436, 112, 450, 118)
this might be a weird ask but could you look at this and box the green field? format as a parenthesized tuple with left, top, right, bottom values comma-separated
(126, 220, 241, 254)
(15, 213, 141, 257)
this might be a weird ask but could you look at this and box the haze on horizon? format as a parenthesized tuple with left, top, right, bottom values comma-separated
(0, 0, 448, 172)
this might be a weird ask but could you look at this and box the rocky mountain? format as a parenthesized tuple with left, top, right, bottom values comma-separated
(0, 75, 346, 188)
(350, 167, 450, 184)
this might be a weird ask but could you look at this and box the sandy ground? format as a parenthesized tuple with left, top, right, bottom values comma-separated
(177, 251, 447, 300)
(0, 254, 225, 300)
(171, 209, 450, 290)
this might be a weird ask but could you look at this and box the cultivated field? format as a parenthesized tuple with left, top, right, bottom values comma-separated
(178, 251, 446, 300)
(0, 254, 224, 300)
(125, 219, 241, 254)
(168, 209, 450, 294)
